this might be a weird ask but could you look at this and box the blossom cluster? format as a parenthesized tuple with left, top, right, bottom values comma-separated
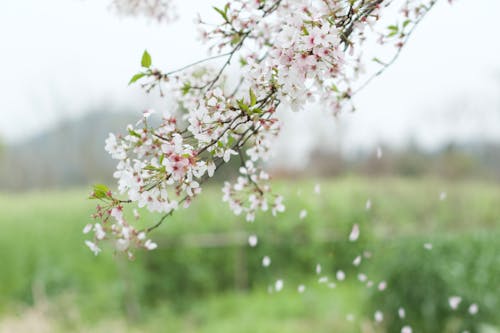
(88, 0, 438, 256)
(111, 0, 177, 23)
(85, 186, 158, 258)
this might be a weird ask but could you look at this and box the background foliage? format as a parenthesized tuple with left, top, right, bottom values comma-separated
(1, 177, 498, 332)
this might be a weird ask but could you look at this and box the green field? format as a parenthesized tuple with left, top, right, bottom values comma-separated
(1, 177, 499, 333)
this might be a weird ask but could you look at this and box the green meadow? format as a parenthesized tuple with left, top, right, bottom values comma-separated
(1, 177, 499, 332)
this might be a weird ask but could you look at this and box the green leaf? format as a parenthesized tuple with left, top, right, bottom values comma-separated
(331, 84, 339, 92)
(252, 107, 263, 115)
(402, 19, 411, 28)
(230, 33, 241, 46)
(372, 57, 386, 65)
(237, 99, 250, 113)
(129, 73, 145, 85)
(227, 135, 235, 146)
(249, 88, 257, 107)
(128, 128, 141, 138)
(387, 25, 399, 31)
(181, 82, 191, 95)
(92, 184, 109, 199)
(141, 50, 152, 68)
(213, 6, 229, 23)
(144, 165, 160, 171)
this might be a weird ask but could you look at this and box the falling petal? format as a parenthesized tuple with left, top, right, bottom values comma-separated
(262, 256, 271, 267)
(316, 264, 322, 274)
(398, 307, 406, 319)
(401, 326, 412, 333)
(336, 270, 346, 281)
(374, 311, 383, 323)
(318, 276, 328, 283)
(378, 281, 387, 291)
(299, 209, 307, 220)
(365, 199, 372, 210)
(376, 146, 383, 159)
(349, 224, 360, 242)
(449, 296, 462, 310)
(314, 184, 321, 194)
(275, 279, 284, 292)
(353, 256, 362, 266)
(424, 243, 433, 250)
(468, 303, 478, 315)
(298, 284, 306, 293)
(248, 234, 258, 247)
(439, 191, 447, 201)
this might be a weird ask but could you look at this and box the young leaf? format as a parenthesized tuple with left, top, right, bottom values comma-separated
(92, 184, 110, 199)
(181, 82, 191, 95)
(239, 57, 248, 67)
(237, 99, 250, 113)
(231, 33, 241, 46)
(128, 128, 141, 138)
(387, 25, 399, 37)
(141, 50, 152, 68)
(129, 73, 146, 85)
(249, 88, 257, 107)
(213, 6, 229, 23)
(372, 57, 386, 65)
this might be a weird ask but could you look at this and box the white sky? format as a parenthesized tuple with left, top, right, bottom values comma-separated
(1, 0, 499, 166)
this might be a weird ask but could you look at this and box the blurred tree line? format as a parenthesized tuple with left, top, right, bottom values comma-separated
(1, 111, 500, 191)
(299, 142, 500, 181)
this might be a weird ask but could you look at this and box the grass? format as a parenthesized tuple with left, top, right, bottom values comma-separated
(0, 176, 499, 332)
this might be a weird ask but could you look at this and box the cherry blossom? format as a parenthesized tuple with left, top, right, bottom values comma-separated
(111, 0, 177, 22)
(89, 0, 441, 256)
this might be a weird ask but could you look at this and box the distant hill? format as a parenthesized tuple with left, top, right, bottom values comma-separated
(0, 111, 139, 191)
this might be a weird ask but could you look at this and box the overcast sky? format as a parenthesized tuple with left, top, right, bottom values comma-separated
(1, 0, 499, 165)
